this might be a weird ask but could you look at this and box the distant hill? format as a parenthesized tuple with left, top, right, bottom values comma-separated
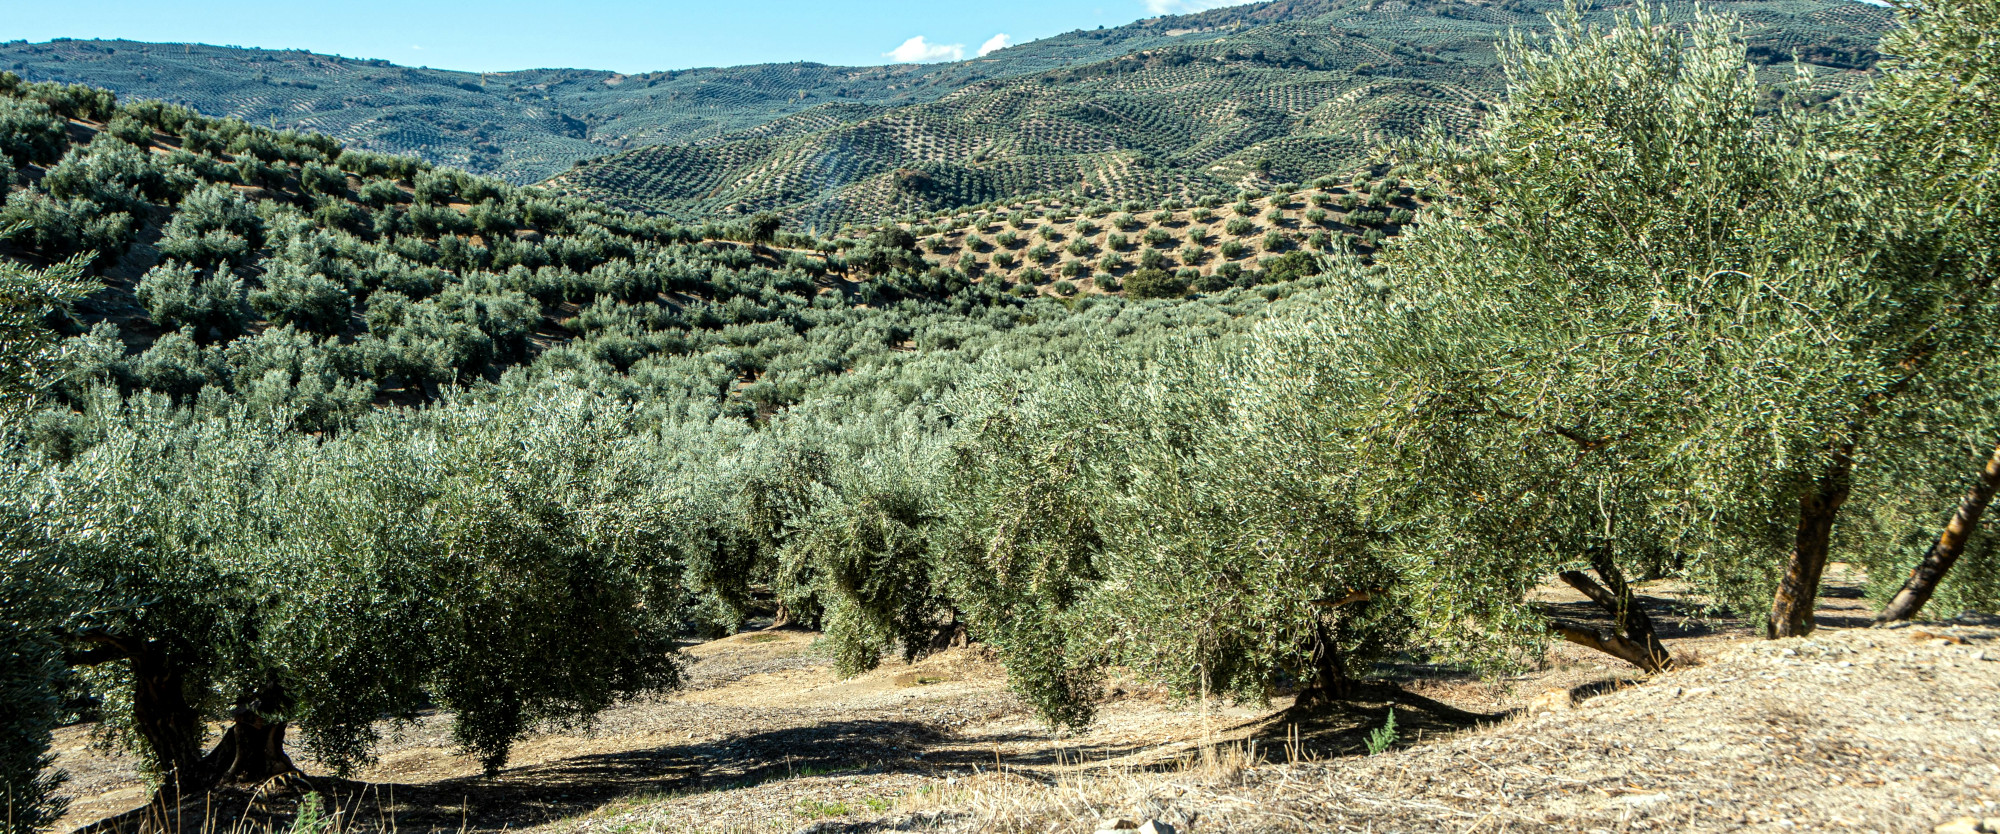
(542, 0, 1892, 229)
(3, 0, 1890, 225)
(0, 18, 1261, 183)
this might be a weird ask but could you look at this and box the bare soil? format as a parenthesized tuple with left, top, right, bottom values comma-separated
(49, 566, 1996, 834)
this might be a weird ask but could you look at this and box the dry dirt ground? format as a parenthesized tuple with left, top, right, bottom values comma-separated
(49, 567, 1999, 834)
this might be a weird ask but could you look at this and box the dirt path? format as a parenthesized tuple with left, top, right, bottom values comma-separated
(49, 567, 1972, 834)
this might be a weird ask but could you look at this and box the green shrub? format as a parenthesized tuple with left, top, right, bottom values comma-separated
(1123, 267, 1186, 299)
(106, 113, 152, 146)
(0, 98, 67, 167)
(136, 260, 248, 336)
(249, 262, 353, 333)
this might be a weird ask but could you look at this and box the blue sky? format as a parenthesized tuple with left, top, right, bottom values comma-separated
(2, 0, 1258, 74)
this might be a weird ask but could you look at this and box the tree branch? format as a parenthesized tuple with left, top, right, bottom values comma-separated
(1489, 407, 1611, 450)
(1549, 621, 1663, 673)
(63, 645, 132, 666)
(1560, 564, 1674, 671)
(56, 628, 143, 665)
(1309, 589, 1380, 608)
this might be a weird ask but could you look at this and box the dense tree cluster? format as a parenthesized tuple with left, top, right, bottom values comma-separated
(2, 1, 1997, 830)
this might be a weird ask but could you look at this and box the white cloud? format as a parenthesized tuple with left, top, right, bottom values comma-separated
(884, 36, 965, 63)
(1142, 0, 1258, 14)
(977, 34, 1014, 57)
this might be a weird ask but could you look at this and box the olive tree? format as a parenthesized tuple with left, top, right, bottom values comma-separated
(1364, 4, 1997, 645)
(1, 251, 93, 833)
(931, 340, 1396, 728)
(13, 388, 691, 796)
(1863, 0, 2000, 622)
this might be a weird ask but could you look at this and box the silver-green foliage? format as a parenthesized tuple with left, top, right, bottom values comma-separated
(1845, 0, 2000, 614)
(12, 387, 696, 779)
(1353, 3, 1998, 628)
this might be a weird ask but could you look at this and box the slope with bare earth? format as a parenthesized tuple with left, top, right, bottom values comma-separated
(885, 178, 1422, 297)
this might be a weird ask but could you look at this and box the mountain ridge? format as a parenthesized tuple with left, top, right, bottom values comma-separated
(0, 2, 1322, 184)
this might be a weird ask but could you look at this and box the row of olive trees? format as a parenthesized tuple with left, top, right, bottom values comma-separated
(5, 2, 1998, 827)
(0, 386, 748, 830)
(779, 0, 2000, 729)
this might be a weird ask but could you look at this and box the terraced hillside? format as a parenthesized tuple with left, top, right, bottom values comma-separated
(0, 10, 1295, 184)
(545, 0, 1891, 229)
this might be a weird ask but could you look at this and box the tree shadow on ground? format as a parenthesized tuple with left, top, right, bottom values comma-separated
(1246, 683, 1501, 762)
(78, 718, 944, 834)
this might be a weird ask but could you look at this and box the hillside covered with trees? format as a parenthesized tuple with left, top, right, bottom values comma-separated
(6, 0, 1887, 219)
(0, 2, 1372, 184)
(3, 0, 1998, 832)
(545, 0, 1890, 228)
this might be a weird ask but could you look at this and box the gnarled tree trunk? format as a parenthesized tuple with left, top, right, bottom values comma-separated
(1292, 590, 1375, 712)
(1769, 453, 1853, 638)
(128, 645, 211, 793)
(76, 637, 302, 795)
(1293, 616, 1352, 711)
(1878, 441, 2000, 623)
(1550, 622, 1661, 671)
(765, 602, 796, 631)
(200, 685, 300, 786)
